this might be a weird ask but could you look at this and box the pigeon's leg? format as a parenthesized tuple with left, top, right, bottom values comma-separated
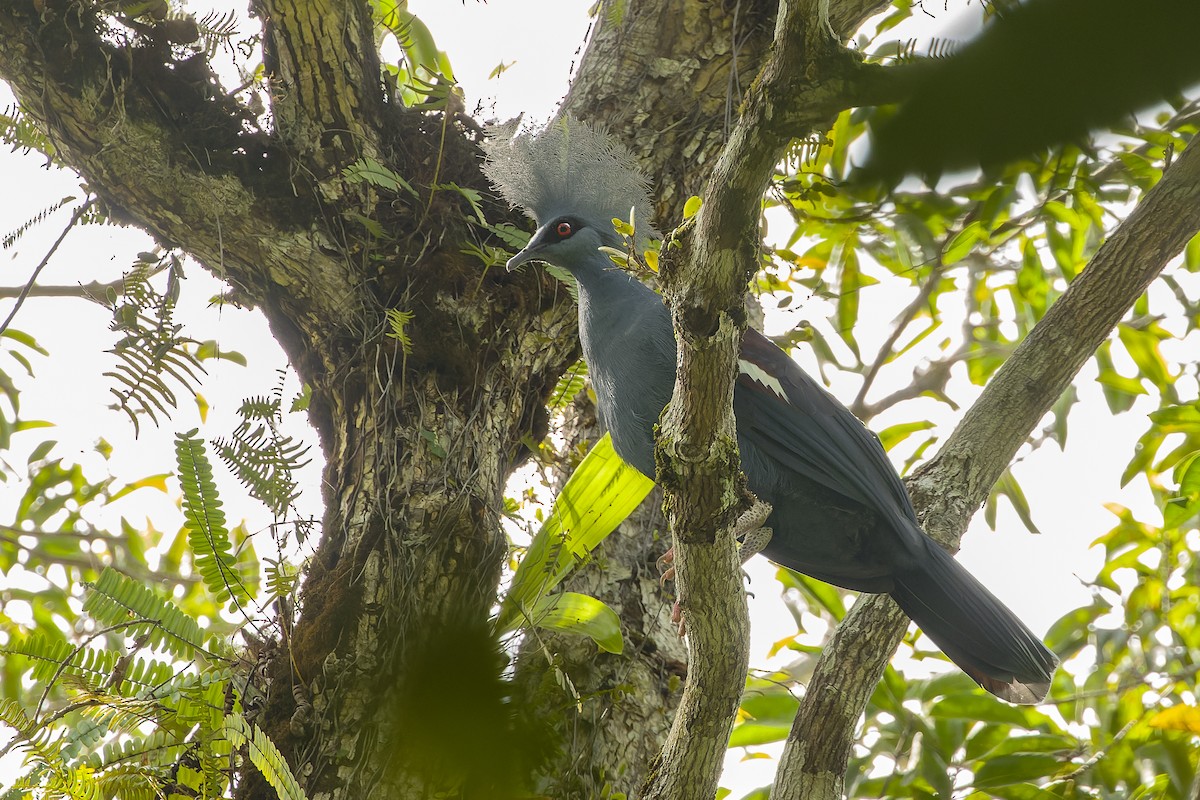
(733, 498, 773, 562)
(659, 499, 773, 635)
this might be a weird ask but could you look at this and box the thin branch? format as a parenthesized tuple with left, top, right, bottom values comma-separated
(0, 278, 123, 301)
(771, 133, 1200, 800)
(849, 263, 944, 419)
(645, 2, 873, 797)
(0, 197, 94, 335)
(1052, 719, 1137, 784)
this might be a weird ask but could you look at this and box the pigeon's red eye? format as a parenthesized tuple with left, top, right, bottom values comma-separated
(556, 221, 573, 238)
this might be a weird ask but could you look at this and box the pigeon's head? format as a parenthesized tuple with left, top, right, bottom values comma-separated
(503, 214, 612, 274)
(482, 116, 656, 278)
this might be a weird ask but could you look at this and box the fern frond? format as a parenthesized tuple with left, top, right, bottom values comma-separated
(222, 715, 309, 800)
(2, 195, 75, 250)
(82, 567, 204, 659)
(105, 256, 205, 434)
(78, 697, 159, 739)
(175, 430, 253, 609)
(549, 359, 588, 411)
(265, 558, 301, 602)
(0, 698, 63, 769)
(195, 9, 240, 58)
(90, 766, 160, 800)
(384, 308, 415, 354)
(927, 36, 959, 59)
(3, 635, 120, 686)
(783, 135, 826, 170)
(0, 102, 55, 158)
(57, 716, 105, 763)
(343, 157, 419, 198)
(95, 728, 188, 771)
(213, 396, 310, 520)
(483, 222, 530, 250)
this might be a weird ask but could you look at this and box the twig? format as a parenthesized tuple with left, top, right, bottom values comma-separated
(850, 263, 944, 419)
(0, 197, 95, 335)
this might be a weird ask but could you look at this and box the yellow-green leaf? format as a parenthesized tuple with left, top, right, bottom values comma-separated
(527, 591, 624, 654)
(1149, 704, 1200, 733)
(943, 221, 985, 265)
(498, 433, 653, 632)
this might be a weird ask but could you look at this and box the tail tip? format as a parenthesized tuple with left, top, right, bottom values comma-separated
(968, 659, 1058, 704)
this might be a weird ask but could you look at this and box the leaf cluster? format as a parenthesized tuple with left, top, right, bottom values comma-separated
(213, 384, 311, 522)
(104, 254, 205, 435)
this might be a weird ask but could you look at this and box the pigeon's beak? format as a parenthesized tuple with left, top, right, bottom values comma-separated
(505, 246, 543, 273)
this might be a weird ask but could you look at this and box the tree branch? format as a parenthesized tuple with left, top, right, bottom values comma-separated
(0, 281, 119, 301)
(829, 0, 893, 40)
(771, 133, 1200, 799)
(254, 0, 386, 169)
(644, 2, 871, 796)
(0, 2, 355, 326)
(849, 263, 944, 419)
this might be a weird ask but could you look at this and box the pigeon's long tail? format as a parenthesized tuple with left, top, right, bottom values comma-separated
(889, 532, 1058, 704)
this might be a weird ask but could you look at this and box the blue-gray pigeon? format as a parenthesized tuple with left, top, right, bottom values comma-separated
(483, 118, 1057, 704)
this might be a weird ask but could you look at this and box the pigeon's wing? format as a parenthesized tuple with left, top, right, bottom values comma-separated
(735, 328, 918, 526)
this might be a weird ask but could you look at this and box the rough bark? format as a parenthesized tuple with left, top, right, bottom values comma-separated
(0, 3, 580, 797)
(501, 2, 774, 794)
(8, 0, 1130, 796)
(771, 134, 1200, 800)
(640, 1, 879, 795)
(563, 0, 778, 226)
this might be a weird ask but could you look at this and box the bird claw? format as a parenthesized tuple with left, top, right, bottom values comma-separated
(657, 547, 676, 587)
(672, 600, 686, 637)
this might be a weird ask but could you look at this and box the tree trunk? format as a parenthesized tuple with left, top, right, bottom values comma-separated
(0, 0, 803, 795)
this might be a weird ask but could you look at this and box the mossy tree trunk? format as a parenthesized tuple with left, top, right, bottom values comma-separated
(0, 0, 897, 797)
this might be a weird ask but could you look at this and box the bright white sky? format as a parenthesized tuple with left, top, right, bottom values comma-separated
(0, 0, 1183, 794)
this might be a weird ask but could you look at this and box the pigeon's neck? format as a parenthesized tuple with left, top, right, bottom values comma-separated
(574, 256, 657, 304)
(574, 257, 667, 348)
(572, 254, 676, 479)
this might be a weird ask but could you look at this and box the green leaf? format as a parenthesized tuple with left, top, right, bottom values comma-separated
(778, 568, 846, 620)
(877, 420, 935, 452)
(837, 245, 873, 357)
(194, 341, 247, 366)
(342, 157, 419, 198)
(1185, 229, 1200, 272)
(175, 430, 252, 608)
(987, 468, 1040, 534)
(739, 679, 801, 724)
(385, 308, 415, 354)
(548, 360, 588, 411)
(28, 439, 56, 463)
(1117, 323, 1174, 395)
(971, 753, 1066, 789)
(222, 715, 309, 800)
(527, 591, 624, 654)
(943, 221, 984, 265)
(434, 182, 486, 224)
(82, 567, 203, 659)
(1164, 450, 1200, 528)
(728, 722, 791, 748)
(683, 195, 702, 220)
(109, 473, 170, 502)
(498, 434, 653, 632)
(930, 693, 1053, 729)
